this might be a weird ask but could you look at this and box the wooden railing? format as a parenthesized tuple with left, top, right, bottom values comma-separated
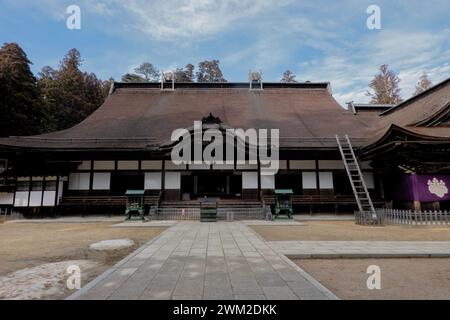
(356, 208, 450, 226)
(262, 194, 365, 205)
(60, 193, 161, 207)
(147, 206, 270, 221)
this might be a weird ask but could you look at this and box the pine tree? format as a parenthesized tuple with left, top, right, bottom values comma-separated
(0, 43, 45, 136)
(281, 70, 297, 83)
(134, 62, 160, 82)
(413, 72, 432, 96)
(121, 62, 160, 82)
(38, 48, 109, 130)
(366, 64, 403, 104)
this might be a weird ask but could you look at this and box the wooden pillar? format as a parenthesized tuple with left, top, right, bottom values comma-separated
(194, 175, 199, 195)
(89, 160, 94, 195)
(413, 201, 421, 211)
(54, 175, 60, 213)
(385, 200, 393, 209)
(257, 161, 261, 200)
(161, 160, 166, 200)
(411, 173, 421, 211)
(432, 201, 440, 211)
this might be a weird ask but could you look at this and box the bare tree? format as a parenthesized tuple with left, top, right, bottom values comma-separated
(281, 70, 297, 83)
(366, 64, 403, 104)
(413, 72, 432, 96)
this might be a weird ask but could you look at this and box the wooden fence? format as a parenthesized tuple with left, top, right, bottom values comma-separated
(355, 208, 450, 226)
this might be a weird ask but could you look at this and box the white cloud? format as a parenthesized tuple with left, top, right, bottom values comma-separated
(299, 28, 450, 106)
(116, 0, 293, 40)
(7, 0, 450, 104)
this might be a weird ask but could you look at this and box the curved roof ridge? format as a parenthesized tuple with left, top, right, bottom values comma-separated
(380, 76, 450, 116)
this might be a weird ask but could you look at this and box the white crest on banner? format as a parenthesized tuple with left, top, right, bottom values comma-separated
(427, 177, 448, 198)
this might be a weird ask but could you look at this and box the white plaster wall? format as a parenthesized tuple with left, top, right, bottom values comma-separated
(165, 161, 187, 170)
(165, 172, 181, 189)
(93, 161, 115, 170)
(92, 172, 111, 190)
(260, 174, 275, 189)
(117, 161, 139, 170)
(76, 161, 92, 170)
(212, 162, 234, 170)
(318, 160, 344, 170)
(43, 191, 56, 206)
(145, 172, 162, 190)
(0, 193, 13, 205)
(29, 191, 42, 207)
(188, 163, 210, 170)
(141, 161, 163, 170)
(242, 172, 258, 189)
(290, 160, 316, 170)
(319, 172, 334, 189)
(302, 172, 317, 189)
(14, 191, 29, 207)
(68, 173, 90, 190)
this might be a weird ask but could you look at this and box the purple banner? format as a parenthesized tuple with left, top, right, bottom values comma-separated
(393, 174, 450, 202)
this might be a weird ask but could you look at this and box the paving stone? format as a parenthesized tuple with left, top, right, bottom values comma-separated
(203, 286, 233, 299)
(234, 294, 267, 300)
(73, 221, 341, 301)
(174, 278, 204, 291)
(262, 286, 298, 300)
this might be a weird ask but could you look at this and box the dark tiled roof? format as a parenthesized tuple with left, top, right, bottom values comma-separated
(1, 79, 449, 152)
(0, 82, 375, 150)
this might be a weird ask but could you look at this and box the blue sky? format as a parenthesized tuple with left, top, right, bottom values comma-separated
(1, 0, 450, 106)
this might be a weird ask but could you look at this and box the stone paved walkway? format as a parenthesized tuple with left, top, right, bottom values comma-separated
(69, 222, 337, 300)
(269, 240, 450, 258)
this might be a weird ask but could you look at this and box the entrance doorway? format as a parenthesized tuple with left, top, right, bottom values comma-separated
(180, 172, 242, 199)
(110, 172, 144, 195)
(198, 173, 226, 196)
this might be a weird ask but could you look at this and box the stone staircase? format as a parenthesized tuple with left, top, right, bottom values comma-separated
(149, 199, 270, 221)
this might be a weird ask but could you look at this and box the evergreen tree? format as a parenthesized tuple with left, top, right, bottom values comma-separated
(121, 62, 160, 82)
(38, 48, 109, 130)
(0, 43, 45, 136)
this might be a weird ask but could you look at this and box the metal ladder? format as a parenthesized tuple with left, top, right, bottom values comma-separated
(336, 134, 376, 218)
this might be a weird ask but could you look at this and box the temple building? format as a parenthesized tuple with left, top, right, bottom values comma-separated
(0, 75, 449, 216)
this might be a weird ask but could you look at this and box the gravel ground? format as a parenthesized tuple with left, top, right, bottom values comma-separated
(0, 221, 166, 299)
(251, 221, 450, 241)
(294, 258, 450, 300)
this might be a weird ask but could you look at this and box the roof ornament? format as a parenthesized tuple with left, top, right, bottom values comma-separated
(249, 70, 263, 90)
(202, 113, 222, 124)
(161, 71, 175, 91)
